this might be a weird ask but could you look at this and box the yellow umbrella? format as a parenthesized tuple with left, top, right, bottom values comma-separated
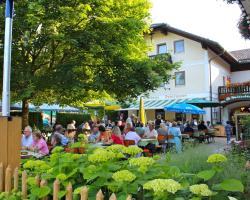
(104, 105, 121, 110)
(139, 97, 146, 126)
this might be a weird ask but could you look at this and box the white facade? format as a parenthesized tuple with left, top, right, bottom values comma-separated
(126, 26, 250, 126)
(231, 70, 250, 83)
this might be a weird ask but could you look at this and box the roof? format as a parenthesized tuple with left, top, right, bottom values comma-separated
(150, 23, 244, 66)
(230, 49, 250, 64)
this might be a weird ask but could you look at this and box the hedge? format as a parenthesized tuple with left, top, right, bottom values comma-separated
(10, 111, 43, 130)
(56, 112, 91, 127)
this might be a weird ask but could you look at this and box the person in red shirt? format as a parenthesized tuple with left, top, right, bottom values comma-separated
(111, 126, 124, 145)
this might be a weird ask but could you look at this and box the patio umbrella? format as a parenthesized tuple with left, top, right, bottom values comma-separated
(139, 97, 146, 125)
(104, 105, 121, 110)
(186, 99, 220, 108)
(164, 103, 206, 114)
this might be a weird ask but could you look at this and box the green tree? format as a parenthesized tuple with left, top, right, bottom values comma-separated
(0, 0, 178, 127)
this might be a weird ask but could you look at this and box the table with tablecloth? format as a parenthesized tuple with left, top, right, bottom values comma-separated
(138, 138, 159, 147)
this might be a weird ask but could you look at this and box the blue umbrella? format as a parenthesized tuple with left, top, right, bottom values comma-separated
(164, 103, 206, 114)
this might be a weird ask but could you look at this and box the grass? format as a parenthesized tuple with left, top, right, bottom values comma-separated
(168, 139, 225, 173)
(166, 138, 250, 199)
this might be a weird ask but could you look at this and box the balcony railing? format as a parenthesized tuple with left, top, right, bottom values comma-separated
(218, 84, 250, 101)
(149, 53, 173, 63)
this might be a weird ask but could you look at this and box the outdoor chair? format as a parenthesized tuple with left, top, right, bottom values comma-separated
(157, 135, 168, 153)
(124, 140, 135, 147)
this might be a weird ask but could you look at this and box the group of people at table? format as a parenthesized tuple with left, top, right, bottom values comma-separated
(21, 116, 213, 157)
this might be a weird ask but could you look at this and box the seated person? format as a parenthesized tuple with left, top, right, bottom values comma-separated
(88, 125, 100, 143)
(157, 123, 168, 136)
(135, 126, 145, 137)
(110, 126, 123, 145)
(28, 130, 49, 156)
(144, 123, 158, 139)
(65, 124, 76, 144)
(21, 125, 33, 149)
(53, 124, 68, 146)
(96, 125, 110, 143)
(198, 121, 208, 131)
(184, 123, 194, 133)
(51, 133, 62, 148)
(124, 123, 141, 145)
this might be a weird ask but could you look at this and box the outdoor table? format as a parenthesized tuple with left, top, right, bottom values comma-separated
(138, 138, 159, 147)
(21, 150, 44, 159)
(89, 142, 110, 149)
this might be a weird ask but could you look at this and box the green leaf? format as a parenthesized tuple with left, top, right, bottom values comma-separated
(197, 169, 216, 181)
(58, 191, 67, 199)
(220, 179, 244, 192)
(31, 186, 51, 198)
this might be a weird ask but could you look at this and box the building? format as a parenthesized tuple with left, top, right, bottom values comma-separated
(123, 23, 250, 131)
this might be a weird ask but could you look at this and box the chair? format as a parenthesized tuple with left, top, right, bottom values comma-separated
(124, 140, 135, 147)
(157, 135, 168, 153)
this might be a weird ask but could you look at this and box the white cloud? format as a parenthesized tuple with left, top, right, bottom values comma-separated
(150, 0, 250, 51)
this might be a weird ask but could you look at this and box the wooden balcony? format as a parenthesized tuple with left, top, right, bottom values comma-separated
(218, 84, 250, 102)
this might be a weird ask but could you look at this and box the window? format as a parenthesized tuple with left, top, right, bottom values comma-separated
(175, 71, 185, 86)
(157, 43, 167, 54)
(174, 40, 184, 53)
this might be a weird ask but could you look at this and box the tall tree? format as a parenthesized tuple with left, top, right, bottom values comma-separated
(0, 0, 178, 127)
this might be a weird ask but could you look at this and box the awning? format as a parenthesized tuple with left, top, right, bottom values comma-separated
(122, 98, 207, 110)
(186, 99, 220, 107)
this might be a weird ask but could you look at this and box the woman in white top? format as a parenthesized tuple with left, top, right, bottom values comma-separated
(144, 123, 158, 139)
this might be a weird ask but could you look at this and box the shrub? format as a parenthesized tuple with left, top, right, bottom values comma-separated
(56, 112, 90, 127)
(11, 111, 43, 130)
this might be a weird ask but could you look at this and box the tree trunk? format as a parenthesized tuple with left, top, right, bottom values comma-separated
(22, 99, 29, 128)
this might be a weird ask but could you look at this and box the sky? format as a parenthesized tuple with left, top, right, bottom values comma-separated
(150, 0, 250, 51)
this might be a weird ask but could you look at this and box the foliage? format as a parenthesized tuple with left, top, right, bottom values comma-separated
(0, 0, 179, 124)
(13, 144, 247, 200)
(56, 112, 90, 127)
(11, 111, 43, 130)
(223, 0, 250, 40)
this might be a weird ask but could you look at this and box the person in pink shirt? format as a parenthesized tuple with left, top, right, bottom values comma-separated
(30, 130, 49, 156)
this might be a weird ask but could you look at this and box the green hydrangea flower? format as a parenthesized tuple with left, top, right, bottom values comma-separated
(51, 146, 64, 154)
(123, 146, 143, 155)
(129, 157, 155, 167)
(144, 179, 181, 194)
(107, 144, 127, 153)
(190, 184, 213, 196)
(23, 160, 49, 170)
(88, 148, 116, 163)
(207, 154, 227, 163)
(112, 170, 136, 183)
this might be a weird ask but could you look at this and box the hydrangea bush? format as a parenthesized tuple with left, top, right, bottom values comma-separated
(13, 148, 245, 200)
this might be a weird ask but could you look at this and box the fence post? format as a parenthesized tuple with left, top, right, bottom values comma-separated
(0, 163, 3, 192)
(13, 167, 18, 191)
(96, 189, 104, 200)
(22, 171, 27, 199)
(53, 179, 60, 200)
(109, 193, 117, 200)
(40, 179, 48, 200)
(80, 186, 88, 200)
(5, 165, 12, 194)
(35, 175, 40, 186)
(66, 182, 73, 200)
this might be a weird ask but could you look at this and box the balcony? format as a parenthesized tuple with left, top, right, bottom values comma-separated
(149, 53, 173, 63)
(218, 82, 250, 102)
